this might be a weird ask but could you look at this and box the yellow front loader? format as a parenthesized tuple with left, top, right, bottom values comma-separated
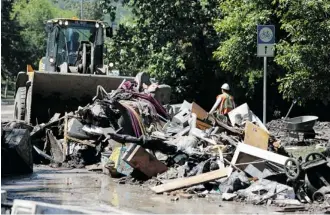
(14, 18, 133, 125)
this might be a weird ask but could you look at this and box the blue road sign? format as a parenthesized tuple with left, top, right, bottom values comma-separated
(257, 25, 275, 44)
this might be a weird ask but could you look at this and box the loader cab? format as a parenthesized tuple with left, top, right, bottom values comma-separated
(40, 18, 112, 74)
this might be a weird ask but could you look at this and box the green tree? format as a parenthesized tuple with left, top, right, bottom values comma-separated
(1, 0, 29, 77)
(213, 0, 283, 99)
(11, 0, 75, 68)
(213, 0, 330, 108)
(107, 0, 224, 106)
(60, 0, 104, 20)
(275, 0, 330, 104)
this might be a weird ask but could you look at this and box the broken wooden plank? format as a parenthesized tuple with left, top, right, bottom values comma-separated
(123, 145, 168, 178)
(66, 136, 96, 147)
(276, 206, 306, 212)
(150, 167, 229, 194)
(244, 121, 269, 150)
(215, 118, 243, 135)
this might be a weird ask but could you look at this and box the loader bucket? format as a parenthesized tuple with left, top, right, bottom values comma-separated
(28, 72, 134, 125)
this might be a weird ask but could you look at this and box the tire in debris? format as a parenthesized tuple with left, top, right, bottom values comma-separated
(14, 87, 26, 120)
(284, 158, 301, 180)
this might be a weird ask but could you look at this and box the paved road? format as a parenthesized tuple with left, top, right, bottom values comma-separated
(2, 166, 281, 214)
(1, 104, 14, 121)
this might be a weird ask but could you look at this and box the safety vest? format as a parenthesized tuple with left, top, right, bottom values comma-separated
(217, 93, 235, 115)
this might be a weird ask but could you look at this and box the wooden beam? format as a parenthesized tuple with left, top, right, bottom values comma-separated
(66, 136, 96, 147)
(150, 167, 229, 194)
(215, 118, 243, 135)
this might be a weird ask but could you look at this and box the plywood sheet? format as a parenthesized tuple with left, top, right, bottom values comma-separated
(244, 121, 269, 150)
(191, 102, 208, 120)
(124, 145, 168, 178)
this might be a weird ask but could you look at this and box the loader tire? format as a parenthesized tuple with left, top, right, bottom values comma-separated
(14, 87, 27, 120)
(25, 86, 32, 124)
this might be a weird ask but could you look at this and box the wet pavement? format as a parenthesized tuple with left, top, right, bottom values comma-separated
(1, 104, 14, 122)
(2, 166, 283, 214)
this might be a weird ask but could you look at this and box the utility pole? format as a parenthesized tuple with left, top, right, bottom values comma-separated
(263, 56, 267, 124)
(257, 25, 275, 125)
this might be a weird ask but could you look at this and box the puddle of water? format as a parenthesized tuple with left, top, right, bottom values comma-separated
(2, 166, 282, 214)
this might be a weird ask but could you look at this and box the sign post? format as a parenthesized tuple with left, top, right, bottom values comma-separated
(257, 25, 275, 125)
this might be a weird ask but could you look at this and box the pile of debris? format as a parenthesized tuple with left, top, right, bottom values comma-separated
(267, 119, 330, 147)
(2, 73, 330, 212)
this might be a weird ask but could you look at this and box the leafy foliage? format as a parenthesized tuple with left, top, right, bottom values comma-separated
(9, 0, 75, 68)
(275, 0, 330, 104)
(61, 0, 104, 20)
(214, 0, 330, 104)
(107, 0, 224, 105)
(2, 0, 330, 119)
(1, 0, 29, 77)
(213, 0, 282, 99)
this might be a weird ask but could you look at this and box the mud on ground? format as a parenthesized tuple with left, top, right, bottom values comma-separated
(267, 119, 330, 147)
(2, 165, 285, 214)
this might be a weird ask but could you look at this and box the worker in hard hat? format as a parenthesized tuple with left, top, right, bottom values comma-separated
(209, 83, 236, 121)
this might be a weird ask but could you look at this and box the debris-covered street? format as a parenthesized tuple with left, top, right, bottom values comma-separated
(1, 0, 330, 213)
(2, 72, 330, 214)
